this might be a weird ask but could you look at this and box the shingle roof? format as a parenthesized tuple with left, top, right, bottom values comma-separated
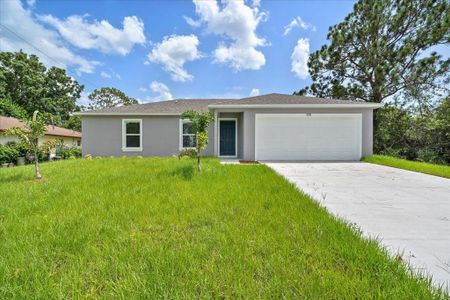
(81, 99, 232, 114)
(0, 116, 81, 138)
(78, 93, 378, 115)
(217, 93, 362, 105)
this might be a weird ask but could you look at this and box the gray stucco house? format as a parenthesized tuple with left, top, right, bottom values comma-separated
(77, 93, 382, 161)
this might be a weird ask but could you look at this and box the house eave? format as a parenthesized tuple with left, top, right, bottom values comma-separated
(74, 112, 182, 116)
(208, 103, 384, 109)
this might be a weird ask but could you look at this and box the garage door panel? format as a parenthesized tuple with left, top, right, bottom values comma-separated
(255, 114, 362, 161)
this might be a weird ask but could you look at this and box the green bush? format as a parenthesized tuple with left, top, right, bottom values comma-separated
(374, 98, 449, 165)
(56, 147, 82, 159)
(6, 142, 29, 157)
(0, 144, 18, 164)
(178, 148, 197, 159)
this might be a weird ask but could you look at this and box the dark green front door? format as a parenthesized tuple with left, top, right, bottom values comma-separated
(219, 120, 236, 157)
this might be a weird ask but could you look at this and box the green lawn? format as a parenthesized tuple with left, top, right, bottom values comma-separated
(363, 155, 450, 178)
(0, 158, 444, 298)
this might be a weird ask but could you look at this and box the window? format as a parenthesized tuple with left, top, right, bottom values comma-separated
(180, 120, 196, 149)
(122, 119, 142, 151)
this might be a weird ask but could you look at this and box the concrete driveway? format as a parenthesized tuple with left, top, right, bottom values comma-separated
(266, 162, 450, 289)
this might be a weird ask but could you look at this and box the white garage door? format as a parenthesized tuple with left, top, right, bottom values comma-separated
(255, 114, 362, 161)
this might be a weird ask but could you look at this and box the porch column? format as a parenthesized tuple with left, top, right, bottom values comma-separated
(213, 110, 218, 156)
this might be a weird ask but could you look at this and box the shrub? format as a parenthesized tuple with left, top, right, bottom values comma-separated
(416, 149, 444, 164)
(57, 147, 82, 159)
(178, 148, 197, 159)
(0, 144, 18, 164)
(374, 99, 450, 165)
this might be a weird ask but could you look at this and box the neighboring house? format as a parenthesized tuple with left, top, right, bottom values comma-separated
(76, 93, 382, 161)
(0, 116, 82, 157)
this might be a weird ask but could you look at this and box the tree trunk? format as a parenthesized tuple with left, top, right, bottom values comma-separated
(197, 153, 201, 172)
(34, 147, 42, 180)
(371, 84, 384, 155)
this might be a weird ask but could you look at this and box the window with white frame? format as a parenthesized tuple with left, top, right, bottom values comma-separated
(122, 119, 142, 151)
(181, 120, 196, 148)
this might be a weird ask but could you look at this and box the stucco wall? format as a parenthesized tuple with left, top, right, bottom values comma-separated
(0, 135, 19, 145)
(81, 115, 214, 157)
(81, 108, 375, 160)
(1, 135, 80, 147)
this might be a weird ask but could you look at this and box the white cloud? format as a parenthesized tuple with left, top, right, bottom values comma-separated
(191, 0, 267, 71)
(138, 87, 148, 92)
(252, 0, 261, 7)
(0, 0, 98, 74)
(291, 38, 310, 79)
(76, 91, 91, 107)
(283, 17, 316, 36)
(38, 14, 146, 55)
(149, 81, 173, 102)
(183, 16, 201, 28)
(100, 70, 120, 79)
(100, 71, 111, 78)
(147, 34, 201, 82)
(113, 72, 121, 80)
(27, 0, 36, 7)
(249, 88, 260, 96)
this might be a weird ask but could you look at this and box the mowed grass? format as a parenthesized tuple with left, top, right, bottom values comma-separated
(0, 158, 444, 299)
(363, 155, 450, 178)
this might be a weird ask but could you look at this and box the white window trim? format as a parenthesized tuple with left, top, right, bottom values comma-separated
(179, 119, 197, 150)
(218, 118, 238, 158)
(122, 119, 143, 152)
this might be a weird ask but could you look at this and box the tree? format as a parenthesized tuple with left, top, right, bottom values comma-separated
(0, 98, 28, 119)
(4, 111, 57, 179)
(87, 87, 138, 110)
(62, 115, 82, 132)
(295, 0, 449, 104)
(373, 96, 450, 164)
(0, 51, 84, 121)
(180, 110, 214, 172)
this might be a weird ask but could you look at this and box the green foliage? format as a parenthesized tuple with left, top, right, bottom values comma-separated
(62, 115, 82, 132)
(180, 110, 214, 171)
(0, 144, 18, 164)
(0, 158, 443, 298)
(178, 148, 197, 159)
(87, 87, 138, 110)
(0, 142, 32, 164)
(196, 132, 209, 153)
(0, 98, 28, 119)
(0, 51, 83, 121)
(4, 111, 52, 179)
(296, 0, 450, 103)
(374, 98, 450, 164)
(363, 155, 450, 178)
(56, 146, 82, 159)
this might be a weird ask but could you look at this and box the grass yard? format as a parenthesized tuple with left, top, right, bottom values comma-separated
(363, 155, 450, 179)
(0, 158, 445, 298)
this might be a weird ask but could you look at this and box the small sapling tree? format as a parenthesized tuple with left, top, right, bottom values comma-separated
(181, 110, 214, 172)
(4, 111, 57, 179)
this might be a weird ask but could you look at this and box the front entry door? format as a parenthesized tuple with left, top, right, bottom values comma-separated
(219, 120, 236, 157)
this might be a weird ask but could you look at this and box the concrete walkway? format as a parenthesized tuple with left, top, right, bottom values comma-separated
(266, 162, 450, 289)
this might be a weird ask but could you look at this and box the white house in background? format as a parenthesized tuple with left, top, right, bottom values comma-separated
(0, 116, 81, 157)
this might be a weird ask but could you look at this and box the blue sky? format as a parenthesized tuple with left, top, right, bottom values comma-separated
(0, 0, 356, 105)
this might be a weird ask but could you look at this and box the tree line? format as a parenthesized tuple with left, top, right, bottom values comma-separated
(0, 51, 138, 132)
